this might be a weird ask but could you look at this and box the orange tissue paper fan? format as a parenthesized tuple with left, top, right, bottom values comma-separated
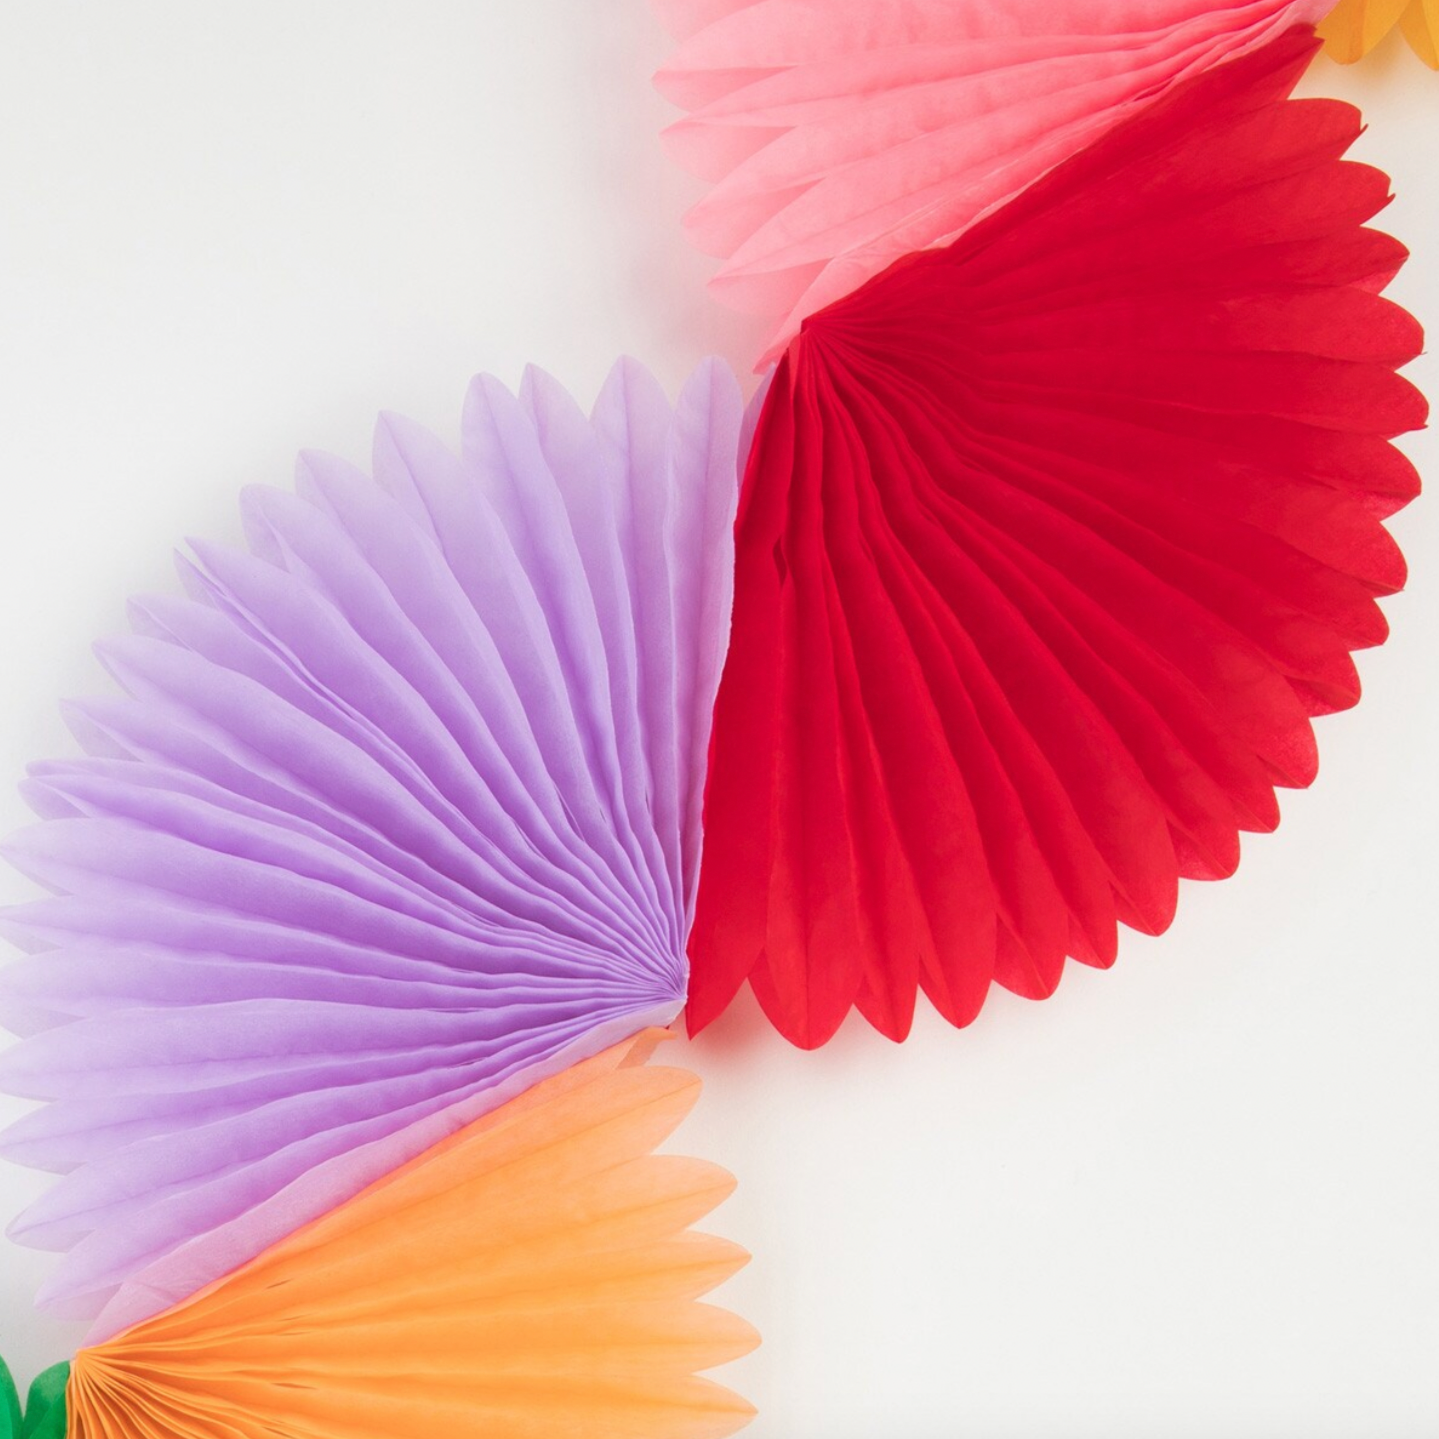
(64, 1031, 758, 1439)
(1318, 0, 1439, 67)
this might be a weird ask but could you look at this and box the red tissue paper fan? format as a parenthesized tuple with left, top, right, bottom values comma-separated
(688, 28, 1427, 1049)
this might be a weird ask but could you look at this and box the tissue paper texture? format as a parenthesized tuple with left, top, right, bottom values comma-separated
(688, 29, 1426, 1047)
(66, 1031, 758, 1439)
(654, 0, 1332, 361)
(0, 358, 743, 1325)
(1319, 0, 1439, 65)
(0, 1358, 68, 1439)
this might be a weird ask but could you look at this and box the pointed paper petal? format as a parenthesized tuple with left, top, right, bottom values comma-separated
(655, 0, 1335, 362)
(67, 1033, 758, 1439)
(1318, 0, 1439, 65)
(0, 359, 743, 1322)
(690, 29, 1425, 1047)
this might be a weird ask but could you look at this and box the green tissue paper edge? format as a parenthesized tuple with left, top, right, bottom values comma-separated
(1, 1357, 70, 1439)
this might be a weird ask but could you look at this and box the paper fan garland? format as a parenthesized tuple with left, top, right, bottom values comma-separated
(64, 1031, 758, 1439)
(0, 357, 742, 1326)
(1319, 0, 1439, 65)
(687, 28, 1426, 1048)
(654, 0, 1333, 363)
(0, 5, 1433, 1436)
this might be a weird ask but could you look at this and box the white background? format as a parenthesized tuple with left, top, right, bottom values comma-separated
(0, 6, 1435, 1436)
